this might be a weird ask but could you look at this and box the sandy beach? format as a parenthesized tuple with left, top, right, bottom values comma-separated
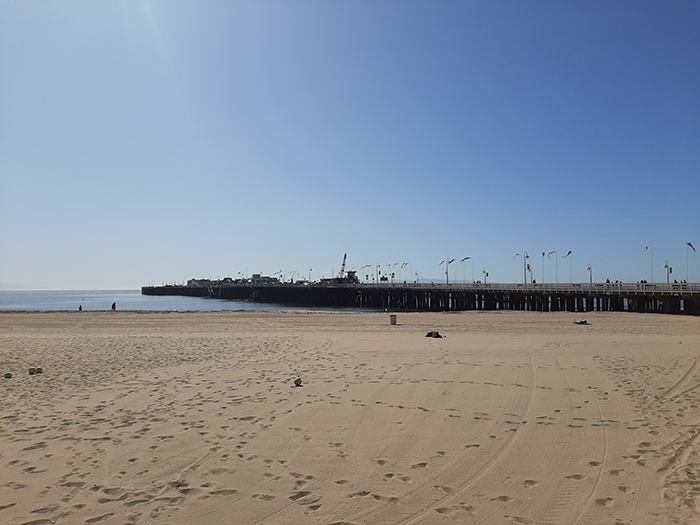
(1, 310, 700, 525)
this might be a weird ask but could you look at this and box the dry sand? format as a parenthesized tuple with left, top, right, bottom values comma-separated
(1, 310, 700, 525)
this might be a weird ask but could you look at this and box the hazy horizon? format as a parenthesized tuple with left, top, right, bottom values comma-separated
(2, 2, 698, 289)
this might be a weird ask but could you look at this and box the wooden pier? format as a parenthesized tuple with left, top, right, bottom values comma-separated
(142, 282, 700, 315)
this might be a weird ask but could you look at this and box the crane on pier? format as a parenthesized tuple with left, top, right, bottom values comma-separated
(320, 253, 359, 284)
(338, 253, 347, 279)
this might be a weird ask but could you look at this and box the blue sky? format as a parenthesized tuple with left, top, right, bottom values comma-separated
(1, 1, 698, 289)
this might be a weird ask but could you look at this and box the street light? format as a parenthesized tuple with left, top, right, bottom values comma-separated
(587, 263, 592, 284)
(687, 243, 696, 282)
(514, 252, 529, 289)
(563, 251, 572, 283)
(482, 268, 488, 284)
(461, 257, 473, 284)
(664, 261, 672, 283)
(541, 252, 545, 284)
(514, 253, 523, 284)
(547, 251, 558, 284)
(359, 264, 371, 283)
(441, 258, 456, 285)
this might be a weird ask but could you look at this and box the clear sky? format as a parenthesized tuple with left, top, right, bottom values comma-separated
(1, 1, 698, 289)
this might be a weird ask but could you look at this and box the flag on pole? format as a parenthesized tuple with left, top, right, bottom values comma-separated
(563, 251, 572, 258)
(513, 253, 522, 260)
(547, 251, 556, 258)
(688, 242, 696, 252)
(645, 246, 649, 251)
(449, 259, 455, 264)
(440, 260, 445, 265)
(461, 257, 471, 262)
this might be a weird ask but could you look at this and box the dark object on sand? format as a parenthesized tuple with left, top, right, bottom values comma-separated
(573, 320, 589, 325)
(111, 302, 116, 311)
(425, 331, 443, 338)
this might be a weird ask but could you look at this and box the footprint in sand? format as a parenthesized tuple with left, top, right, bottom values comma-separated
(505, 516, 537, 524)
(85, 513, 115, 523)
(411, 462, 428, 469)
(595, 497, 615, 507)
(492, 495, 511, 502)
(289, 491, 313, 501)
(566, 474, 586, 480)
(523, 480, 538, 487)
(372, 494, 399, 503)
(30, 504, 60, 514)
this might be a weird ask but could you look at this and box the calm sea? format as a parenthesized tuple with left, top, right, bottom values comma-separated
(0, 290, 369, 312)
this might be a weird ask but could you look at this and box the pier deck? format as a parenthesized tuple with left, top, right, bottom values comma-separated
(142, 282, 700, 315)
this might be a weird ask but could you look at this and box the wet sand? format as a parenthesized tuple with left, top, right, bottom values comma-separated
(1, 310, 700, 524)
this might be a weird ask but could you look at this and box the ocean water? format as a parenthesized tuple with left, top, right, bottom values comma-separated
(0, 290, 369, 312)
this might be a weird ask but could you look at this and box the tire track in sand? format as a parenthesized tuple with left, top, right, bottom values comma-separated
(345, 355, 538, 525)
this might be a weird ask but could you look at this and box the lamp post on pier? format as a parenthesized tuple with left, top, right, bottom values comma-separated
(687, 243, 696, 282)
(563, 251, 572, 283)
(664, 261, 671, 284)
(548, 252, 558, 284)
(514, 252, 529, 290)
(645, 246, 653, 283)
(541, 252, 545, 284)
(461, 257, 473, 284)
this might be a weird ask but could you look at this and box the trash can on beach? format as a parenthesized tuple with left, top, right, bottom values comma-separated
(389, 314, 397, 325)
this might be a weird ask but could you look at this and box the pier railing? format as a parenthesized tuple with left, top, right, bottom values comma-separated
(312, 282, 700, 295)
